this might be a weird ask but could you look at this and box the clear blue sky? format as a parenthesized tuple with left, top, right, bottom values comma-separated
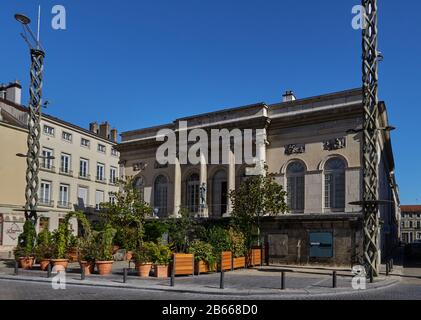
(1, 0, 420, 204)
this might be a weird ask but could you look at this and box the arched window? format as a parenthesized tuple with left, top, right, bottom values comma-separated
(324, 158, 346, 210)
(286, 162, 305, 212)
(186, 173, 200, 214)
(212, 170, 228, 217)
(133, 176, 145, 201)
(154, 175, 168, 217)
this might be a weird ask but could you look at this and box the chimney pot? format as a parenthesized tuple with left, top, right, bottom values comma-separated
(89, 122, 99, 134)
(110, 129, 118, 142)
(99, 122, 111, 140)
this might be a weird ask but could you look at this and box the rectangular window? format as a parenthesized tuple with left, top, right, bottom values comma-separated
(43, 125, 55, 136)
(405, 221, 410, 228)
(96, 163, 105, 182)
(77, 187, 89, 209)
(110, 167, 117, 184)
(60, 153, 71, 174)
(109, 193, 116, 205)
(288, 176, 305, 212)
(111, 148, 118, 157)
(81, 138, 90, 148)
(95, 190, 104, 210)
(417, 232, 421, 240)
(40, 181, 52, 205)
(79, 159, 89, 178)
(98, 144, 106, 153)
(41, 148, 54, 170)
(62, 131, 73, 142)
(59, 184, 70, 208)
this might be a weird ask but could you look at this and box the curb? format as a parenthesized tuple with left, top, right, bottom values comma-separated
(0, 273, 401, 298)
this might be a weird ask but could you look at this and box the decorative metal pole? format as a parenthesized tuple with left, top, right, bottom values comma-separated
(362, 0, 380, 277)
(14, 13, 46, 224)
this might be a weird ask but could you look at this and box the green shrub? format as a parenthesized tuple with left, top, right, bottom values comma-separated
(93, 224, 117, 261)
(144, 221, 168, 243)
(51, 224, 68, 259)
(34, 229, 53, 260)
(14, 221, 36, 258)
(188, 240, 216, 268)
(201, 226, 232, 260)
(228, 228, 246, 258)
(134, 242, 155, 265)
(152, 243, 172, 266)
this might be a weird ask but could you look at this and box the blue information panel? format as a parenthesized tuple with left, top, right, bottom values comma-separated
(309, 232, 333, 258)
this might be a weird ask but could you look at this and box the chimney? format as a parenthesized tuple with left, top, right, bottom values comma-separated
(5, 81, 22, 105)
(110, 129, 118, 142)
(99, 122, 111, 139)
(89, 122, 99, 134)
(282, 90, 296, 103)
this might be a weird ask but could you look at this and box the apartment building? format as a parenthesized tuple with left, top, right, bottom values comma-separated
(400, 205, 421, 244)
(0, 81, 120, 255)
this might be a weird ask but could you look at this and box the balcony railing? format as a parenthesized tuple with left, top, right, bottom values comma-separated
(79, 173, 91, 181)
(109, 178, 117, 185)
(57, 201, 72, 209)
(59, 168, 73, 176)
(96, 176, 107, 184)
(39, 199, 54, 208)
(40, 164, 56, 173)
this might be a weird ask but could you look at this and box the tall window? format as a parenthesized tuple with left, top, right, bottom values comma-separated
(62, 131, 73, 142)
(133, 177, 145, 201)
(40, 181, 52, 205)
(59, 184, 70, 208)
(154, 175, 168, 217)
(286, 162, 305, 212)
(324, 158, 346, 210)
(110, 167, 117, 184)
(60, 153, 71, 174)
(95, 190, 104, 210)
(80, 159, 89, 178)
(187, 173, 200, 214)
(98, 144, 106, 153)
(41, 148, 54, 170)
(97, 163, 105, 182)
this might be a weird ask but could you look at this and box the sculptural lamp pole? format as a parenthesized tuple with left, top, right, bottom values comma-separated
(362, 0, 380, 277)
(15, 11, 46, 224)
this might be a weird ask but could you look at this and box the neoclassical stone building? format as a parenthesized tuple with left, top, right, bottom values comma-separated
(117, 88, 400, 266)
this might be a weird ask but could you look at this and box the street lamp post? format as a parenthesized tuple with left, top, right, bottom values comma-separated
(14, 13, 46, 224)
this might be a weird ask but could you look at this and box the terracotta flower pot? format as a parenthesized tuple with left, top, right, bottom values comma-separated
(125, 251, 134, 261)
(19, 257, 34, 270)
(51, 259, 69, 270)
(67, 248, 79, 262)
(39, 259, 51, 271)
(79, 261, 95, 275)
(96, 261, 114, 275)
(136, 263, 152, 277)
(154, 265, 169, 278)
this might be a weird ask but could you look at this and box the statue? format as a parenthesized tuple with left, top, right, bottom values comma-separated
(199, 183, 207, 209)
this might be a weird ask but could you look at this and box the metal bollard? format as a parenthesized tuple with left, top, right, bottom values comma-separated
(281, 271, 286, 290)
(386, 263, 389, 276)
(47, 263, 52, 278)
(14, 260, 19, 276)
(123, 268, 128, 283)
(370, 269, 374, 284)
(81, 265, 85, 281)
(333, 271, 337, 288)
(220, 269, 225, 289)
(391, 259, 394, 271)
(170, 266, 175, 287)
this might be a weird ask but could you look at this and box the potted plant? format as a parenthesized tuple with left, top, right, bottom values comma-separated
(67, 234, 79, 262)
(94, 225, 117, 275)
(122, 227, 137, 261)
(229, 228, 246, 269)
(51, 224, 70, 269)
(34, 228, 52, 271)
(188, 240, 216, 274)
(14, 221, 36, 270)
(78, 238, 96, 275)
(152, 243, 172, 278)
(134, 242, 155, 277)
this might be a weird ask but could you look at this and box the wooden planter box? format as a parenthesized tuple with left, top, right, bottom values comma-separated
(248, 247, 262, 267)
(195, 261, 216, 275)
(233, 257, 246, 269)
(221, 251, 233, 271)
(172, 253, 194, 276)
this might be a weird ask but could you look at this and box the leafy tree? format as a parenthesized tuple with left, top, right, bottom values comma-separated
(101, 177, 153, 249)
(229, 169, 288, 250)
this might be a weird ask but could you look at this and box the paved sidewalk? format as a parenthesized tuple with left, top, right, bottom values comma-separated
(0, 260, 401, 297)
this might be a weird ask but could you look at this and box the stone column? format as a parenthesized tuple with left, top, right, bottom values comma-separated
(173, 157, 181, 217)
(200, 152, 209, 218)
(247, 128, 267, 176)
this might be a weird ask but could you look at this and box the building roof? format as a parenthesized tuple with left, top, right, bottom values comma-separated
(0, 97, 117, 145)
(401, 205, 421, 213)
